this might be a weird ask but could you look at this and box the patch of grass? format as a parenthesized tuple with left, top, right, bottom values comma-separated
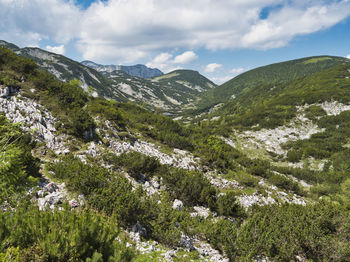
(302, 57, 331, 64)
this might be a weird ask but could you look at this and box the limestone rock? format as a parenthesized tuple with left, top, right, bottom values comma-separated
(172, 199, 183, 211)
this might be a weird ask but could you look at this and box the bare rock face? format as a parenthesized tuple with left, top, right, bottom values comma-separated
(35, 179, 84, 211)
(36, 181, 65, 210)
(0, 96, 67, 151)
(108, 139, 199, 170)
(179, 233, 195, 250)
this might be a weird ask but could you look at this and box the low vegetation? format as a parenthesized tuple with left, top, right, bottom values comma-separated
(2, 47, 350, 261)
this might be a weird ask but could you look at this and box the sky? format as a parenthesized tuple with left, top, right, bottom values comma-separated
(1, 0, 350, 84)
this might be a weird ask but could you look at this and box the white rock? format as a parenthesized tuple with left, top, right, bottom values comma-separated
(172, 199, 184, 211)
(69, 199, 79, 208)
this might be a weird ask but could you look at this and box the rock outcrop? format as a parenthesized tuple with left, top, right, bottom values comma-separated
(0, 95, 67, 150)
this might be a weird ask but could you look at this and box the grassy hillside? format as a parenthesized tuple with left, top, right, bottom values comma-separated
(190, 55, 350, 115)
(208, 63, 350, 130)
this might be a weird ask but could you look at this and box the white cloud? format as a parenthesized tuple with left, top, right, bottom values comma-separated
(1, 0, 350, 63)
(45, 44, 65, 55)
(205, 63, 222, 73)
(173, 51, 198, 64)
(0, 0, 80, 47)
(230, 67, 246, 75)
(146, 51, 197, 72)
(153, 53, 173, 64)
(146, 52, 173, 72)
(346, 54, 350, 59)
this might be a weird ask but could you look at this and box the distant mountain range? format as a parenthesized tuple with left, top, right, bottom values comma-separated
(0, 40, 216, 114)
(81, 60, 163, 79)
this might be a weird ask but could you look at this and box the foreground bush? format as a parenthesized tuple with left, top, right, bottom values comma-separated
(0, 205, 135, 261)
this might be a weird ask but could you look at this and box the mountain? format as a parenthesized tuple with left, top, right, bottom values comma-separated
(81, 60, 163, 78)
(151, 69, 216, 92)
(2, 45, 350, 261)
(190, 55, 350, 115)
(0, 40, 122, 100)
(202, 60, 350, 194)
(99, 68, 216, 115)
(0, 40, 216, 113)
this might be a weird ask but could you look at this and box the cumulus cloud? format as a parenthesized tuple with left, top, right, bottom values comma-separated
(146, 51, 197, 72)
(1, 0, 350, 63)
(205, 63, 222, 73)
(45, 44, 65, 55)
(347, 54, 350, 59)
(0, 0, 80, 47)
(173, 51, 198, 64)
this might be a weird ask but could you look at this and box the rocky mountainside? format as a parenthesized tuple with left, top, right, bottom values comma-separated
(82, 60, 163, 79)
(0, 40, 216, 114)
(0, 40, 121, 100)
(100, 69, 216, 115)
(2, 46, 350, 261)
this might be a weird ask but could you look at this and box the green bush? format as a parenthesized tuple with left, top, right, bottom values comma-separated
(48, 154, 143, 226)
(286, 149, 303, 162)
(0, 115, 40, 204)
(0, 205, 135, 261)
(216, 192, 243, 217)
(232, 203, 350, 261)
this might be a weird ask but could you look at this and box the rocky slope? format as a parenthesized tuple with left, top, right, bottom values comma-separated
(0, 40, 215, 114)
(82, 60, 163, 79)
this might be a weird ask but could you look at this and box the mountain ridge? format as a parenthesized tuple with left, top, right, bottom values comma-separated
(0, 40, 215, 114)
(81, 60, 163, 79)
(188, 55, 350, 116)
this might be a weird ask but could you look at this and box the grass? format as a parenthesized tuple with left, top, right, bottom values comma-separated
(302, 57, 331, 64)
(152, 72, 180, 81)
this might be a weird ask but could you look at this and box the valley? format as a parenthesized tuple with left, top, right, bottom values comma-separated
(1, 42, 350, 261)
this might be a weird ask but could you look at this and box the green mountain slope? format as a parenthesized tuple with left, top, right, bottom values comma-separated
(208, 63, 350, 130)
(201, 61, 350, 212)
(191, 55, 350, 115)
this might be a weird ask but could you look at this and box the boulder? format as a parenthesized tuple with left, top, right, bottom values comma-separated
(44, 182, 59, 193)
(69, 199, 79, 208)
(172, 199, 183, 211)
(179, 234, 194, 250)
(132, 221, 147, 237)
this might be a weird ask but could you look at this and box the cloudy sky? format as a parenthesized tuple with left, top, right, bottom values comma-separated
(1, 0, 350, 84)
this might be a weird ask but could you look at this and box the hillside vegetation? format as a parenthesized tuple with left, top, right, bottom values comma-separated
(189, 55, 349, 115)
(1, 47, 350, 261)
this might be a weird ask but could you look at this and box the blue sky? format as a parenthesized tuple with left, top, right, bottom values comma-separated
(1, 0, 350, 84)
